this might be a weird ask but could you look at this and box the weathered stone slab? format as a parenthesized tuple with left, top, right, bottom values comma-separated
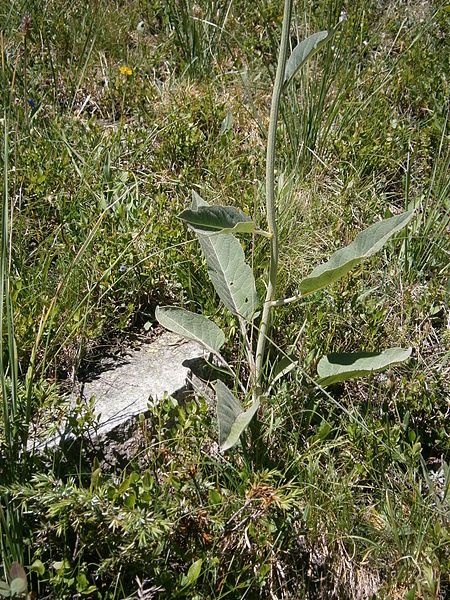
(80, 331, 204, 436)
(32, 332, 206, 451)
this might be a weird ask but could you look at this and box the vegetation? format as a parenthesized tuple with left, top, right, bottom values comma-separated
(0, 0, 449, 598)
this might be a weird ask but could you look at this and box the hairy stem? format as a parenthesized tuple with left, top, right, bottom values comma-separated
(255, 0, 292, 391)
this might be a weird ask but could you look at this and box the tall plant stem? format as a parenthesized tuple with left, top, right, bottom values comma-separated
(255, 0, 292, 391)
(0, 116, 11, 457)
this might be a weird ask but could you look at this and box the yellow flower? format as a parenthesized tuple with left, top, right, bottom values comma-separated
(119, 65, 133, 76)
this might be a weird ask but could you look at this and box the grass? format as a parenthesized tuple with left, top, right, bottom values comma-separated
(0, 0, 449, 598)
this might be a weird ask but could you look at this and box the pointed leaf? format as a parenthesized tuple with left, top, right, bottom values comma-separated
(215, 380, 259, 452)
(284, 30, 333, 87)
(179, 205, 255, 235)
(197, 233, 258, 320)
(299, 210, 415, 295)
(156, 306, 225, 353)
(181, 559, 203, 588)
(317, 347, 412, 386)
(187, 192, 258, 319)
(191, 189, 208, 209)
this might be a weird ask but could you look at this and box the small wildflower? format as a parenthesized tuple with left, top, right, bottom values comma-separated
(339, 10, 347, 23)
(137, 21, 146, 34)
(28, 98, 36, 108)
(119, 65, 133, 76)
(119, 265, 127, 273)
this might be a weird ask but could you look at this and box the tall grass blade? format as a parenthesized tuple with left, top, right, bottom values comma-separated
(0, 116, 25, 575)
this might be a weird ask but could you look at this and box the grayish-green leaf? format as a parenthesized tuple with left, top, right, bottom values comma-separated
(198, 233, 258, 320)
(9, 564, 26, 585)
(155, 306, 225, 353)
(0, 581, 10, 598)
(299, 210, 415, 295)
(317, 347, 412, 386)
(9, 578, 27, 595)
(179, 205, 255, 235)
(187, 192, 258, 319)
(284, 30, 333, 87)
(215, 380, 259, 452)
(191, 189, 208, 210)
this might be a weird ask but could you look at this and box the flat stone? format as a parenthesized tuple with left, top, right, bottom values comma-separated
(32, 331, 206, 451)
(80, 331, 205, 436)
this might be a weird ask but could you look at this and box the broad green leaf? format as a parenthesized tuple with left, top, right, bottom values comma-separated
(317, 347, 412, 386)
(155, 306, 225, 353)
(310, 420, 332, 442)
(299, 210, 415, 295)
(90, 466, 101, 490)
(187, 192, 258, 319)
(179, 205, 255, 235)
(215, 380, 259, 452)
(284, 30, 333, 87)
(0, 581, 10, 598)
(197, 233, 258, 320)
(118, 474, 132, 495)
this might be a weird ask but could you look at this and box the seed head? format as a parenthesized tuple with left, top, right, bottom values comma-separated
(20, 15, 32, 35)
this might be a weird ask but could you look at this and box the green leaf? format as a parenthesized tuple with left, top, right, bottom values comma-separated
(118, 475, 132, 495)
(52, 560, 69, 573)
(181, 559, 203, 588)
(30, 560, 45, 576)
(7, 565, 27, 596)
(188, 192, 258, 320)
(198, 233, 258, 320)
(124, 491, 136, 509)
(299, 210, 415, 296)
(215, 380, 259, 452)
(284, 30, 333, 87)
(317, 347, 412, 386)
(9, 578, 27, 595)
(309, 420, 332, 443)
(191, 189, 208, 210)
(90, 466, 101, 491)
(179, 205, 255, 235)
(0, 581, 10, 598)
(155, 306, 225, 353)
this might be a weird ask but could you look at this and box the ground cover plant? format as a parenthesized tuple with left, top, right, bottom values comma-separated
(0, 0, 449, 598)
